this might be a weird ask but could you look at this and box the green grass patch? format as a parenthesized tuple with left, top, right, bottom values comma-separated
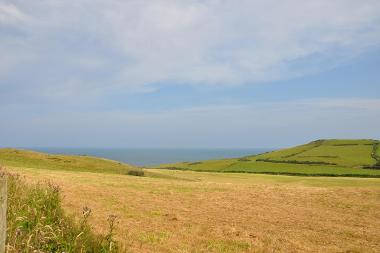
(138, 231, 170, 245)
(204, 239, 250, 253)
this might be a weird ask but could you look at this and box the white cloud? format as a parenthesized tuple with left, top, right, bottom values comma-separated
(0, 2, 29, 24)
(1, 0, 380, 93)
(108, 0, 380, 84)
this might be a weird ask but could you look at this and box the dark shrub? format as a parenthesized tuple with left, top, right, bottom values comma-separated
(238, 158, 251, 162)
(127, 169, 145, 177)
(189, 162, 202, 165)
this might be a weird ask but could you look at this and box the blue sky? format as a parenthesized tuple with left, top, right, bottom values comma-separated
(0, 0, 380, 148)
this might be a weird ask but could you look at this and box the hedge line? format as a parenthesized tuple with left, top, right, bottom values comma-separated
(160, 167, 380, 178)
(256, 158, 336, 166)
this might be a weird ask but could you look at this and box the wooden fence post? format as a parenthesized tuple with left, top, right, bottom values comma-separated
(0, 177, 6, 253)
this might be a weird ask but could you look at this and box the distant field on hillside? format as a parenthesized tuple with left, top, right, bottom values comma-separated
(157, 139, 380, 177)
(0, 148, 142, 175)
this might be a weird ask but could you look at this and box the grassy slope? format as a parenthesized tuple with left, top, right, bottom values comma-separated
(157, 139, 380, 177)
(0, 148, 142, 175)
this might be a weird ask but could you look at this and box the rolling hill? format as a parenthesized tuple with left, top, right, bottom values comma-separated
(0, 148, 143, 175)
(158, 139, 380, 177)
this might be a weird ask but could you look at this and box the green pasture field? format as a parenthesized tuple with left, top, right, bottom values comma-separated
(157, 139, 380, 177)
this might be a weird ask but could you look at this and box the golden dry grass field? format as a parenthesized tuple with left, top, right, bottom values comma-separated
(6, 166, 380, 253)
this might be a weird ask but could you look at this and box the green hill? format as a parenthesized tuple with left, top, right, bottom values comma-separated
(158, 139, 380, 177)
(0, 148, 143, 175)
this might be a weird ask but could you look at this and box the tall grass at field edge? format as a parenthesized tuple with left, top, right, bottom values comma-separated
(1, 167, 121, 252)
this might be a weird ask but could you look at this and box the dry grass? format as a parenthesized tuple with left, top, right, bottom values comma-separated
(8, 167, 380, 253)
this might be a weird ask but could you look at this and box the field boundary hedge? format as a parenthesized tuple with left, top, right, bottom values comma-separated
(256, 158, 336, 166)
(160, 167, 380, 178)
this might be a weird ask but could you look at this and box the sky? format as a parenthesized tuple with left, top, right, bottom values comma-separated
(0, 0, 380, 148)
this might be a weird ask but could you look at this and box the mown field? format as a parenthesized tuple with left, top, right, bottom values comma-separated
(5, 166, 380, 252)
(158, 139, 380, 177)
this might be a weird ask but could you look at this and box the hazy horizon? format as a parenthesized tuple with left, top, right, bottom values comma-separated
(23, 147, 272, 166)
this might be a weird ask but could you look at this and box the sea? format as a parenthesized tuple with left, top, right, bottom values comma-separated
(29, 148, 272, 166)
